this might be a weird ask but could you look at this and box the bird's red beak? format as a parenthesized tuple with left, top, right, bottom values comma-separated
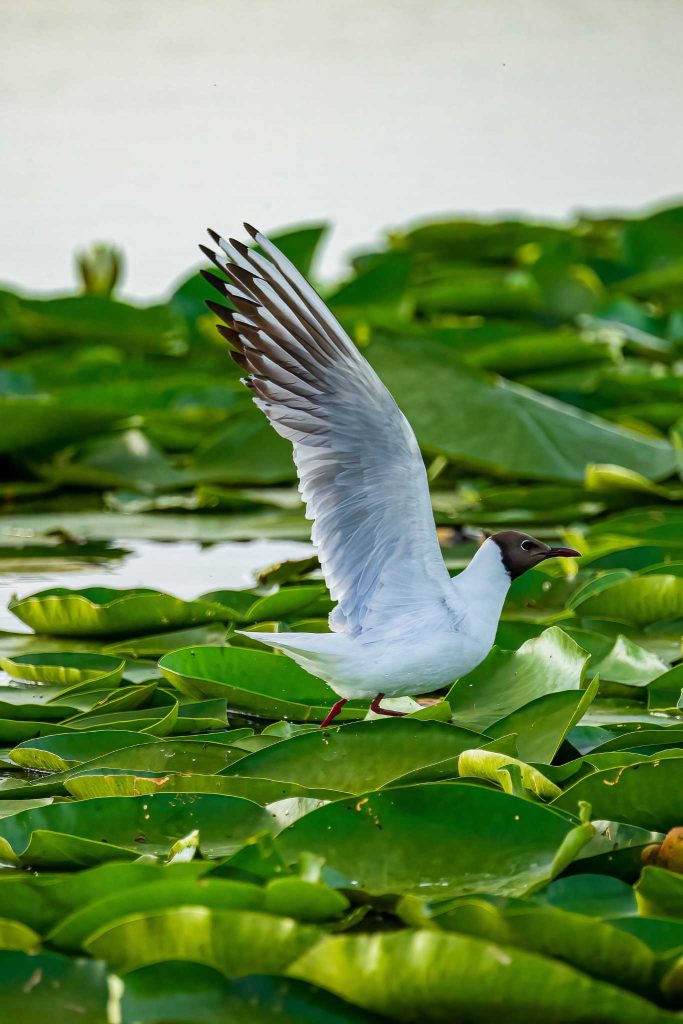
(545, 546, 581, 559)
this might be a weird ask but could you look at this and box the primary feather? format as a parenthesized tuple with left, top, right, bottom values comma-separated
(201, 225, 454, 639)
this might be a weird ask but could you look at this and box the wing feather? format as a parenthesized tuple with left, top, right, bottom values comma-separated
(201, 225, 452, 636)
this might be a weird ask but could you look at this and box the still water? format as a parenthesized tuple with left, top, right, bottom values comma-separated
(0, 538, 313, 634)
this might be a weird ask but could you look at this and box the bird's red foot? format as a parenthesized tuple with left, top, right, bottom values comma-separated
(320, 697, 348, 728)
(370, 692, 406, 717)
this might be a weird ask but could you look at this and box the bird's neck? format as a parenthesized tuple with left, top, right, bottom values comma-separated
(452, 538, 511, 627)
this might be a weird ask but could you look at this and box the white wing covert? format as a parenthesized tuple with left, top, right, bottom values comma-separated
(201, 225, 452, 637)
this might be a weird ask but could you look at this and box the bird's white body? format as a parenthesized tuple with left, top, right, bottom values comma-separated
(244, 539, 511, 699)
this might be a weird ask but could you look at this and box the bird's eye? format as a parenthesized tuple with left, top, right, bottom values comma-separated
(520, 539, 534, 551)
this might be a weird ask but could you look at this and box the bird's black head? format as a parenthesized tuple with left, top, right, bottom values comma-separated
(489, 530, 581, 580)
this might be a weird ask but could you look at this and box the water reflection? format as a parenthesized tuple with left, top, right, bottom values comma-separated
(0, 538, 312, 633)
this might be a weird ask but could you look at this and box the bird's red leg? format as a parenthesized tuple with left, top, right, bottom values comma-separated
(319, 698, 348, 728)
(370, 693, 406, 717)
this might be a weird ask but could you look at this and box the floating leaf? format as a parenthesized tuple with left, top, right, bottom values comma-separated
(278, 783, 578, 897)
(159, 646, 366, 722)
(288, 929, 671, 1023)
(85, 906, 320, 977)
(0, 652, 125, 688)
(9, 586, 233, 637)
(223, 719, 485, 795)
(447, 627, 589, 732)
(0, 793, 273, 867)
(554, 755, 683, 831)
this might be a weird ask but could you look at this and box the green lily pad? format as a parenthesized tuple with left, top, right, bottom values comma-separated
(245, 586, 334, 623)
(288, 929, 672, 1023)
(48, 877, 265, 952)
(0, 793, 274, 867)
(486, 679, 599, 764)
(159, 646, 367, 722)
(535, 873, 637, 917)
(278, 782, 578, 898)
(0, 652, 125, 688)
(9, 730, 157, 771)
(0, 861, 208, 932)
(119, 962, 384, 1024)
(64, 770, 342, 804)
(553, 755, 683, 831)
(9, 587, 232, 638)
(223, 719, 485, 795)
(0, 950, 110, 1023)
(447, 627, 589, 732)
(636, 867, 683, 919)
(571, 574, 683, 627)
(85, 907, 319, 977)
(423, 897, 656, 996)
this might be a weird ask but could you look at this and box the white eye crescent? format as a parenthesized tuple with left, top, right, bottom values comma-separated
(520, 539, 534, 551)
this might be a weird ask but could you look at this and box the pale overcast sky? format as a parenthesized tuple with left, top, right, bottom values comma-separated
(2, 0, 682, 299)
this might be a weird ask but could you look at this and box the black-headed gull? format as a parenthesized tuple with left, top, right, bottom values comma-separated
(200, 226, 580, 727)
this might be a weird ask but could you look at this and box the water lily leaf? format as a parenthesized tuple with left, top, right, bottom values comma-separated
(571, 699, 683, 730)
(0, 719, 78, 743)
(105, 623, 230, 659)
(636, 866, 683, 919)
(0, 919, 41, 952)
(119, 962, 385, 1024)
(0, 860, 208, 931)
(0, 394, 119, 455)
(613, 916, 683, 955)
(63, 737, 247, 776)
(245, 585, 334, 622)
(571, 574, 683, 627)
(159, 646, 367, 722)
(288, 929, 672, 1023)
(9, 730, 156, 771)
(40, 428, 193, 495)
(0, 652, 125, 688)
(566, 570, 634, 611)
(566, 630, 669, 686)
(535, 873, 637, 917)
(586, 727, 683, 755)
(366, 333, 676, 484)
(9, 587, 232, 638)
(587, 508, 683, 547)
(262, 878, 349, 923)
(457, 749, 561, 800)
(48, 877, 265, 952)
(256, 555, 321, 586)
(0, 510, 311, 543)
(278, 782, 578, 898)
(223, 719, 485, 795)
(0, 950, 110, 1022)
(85, 906, 320, 977)
(447, 627, 589, 732)
(64, 771, 340, 804)
(9, 291, 187, 353)
(0, 793, 274, 867)
(427, 897, 656, 996)
(486, 679, 599, 764)
(190, 415, 298, 486)
(554, 755, 683, 831)
(63, 700, 180, 736)
(648, 665, 683, 710)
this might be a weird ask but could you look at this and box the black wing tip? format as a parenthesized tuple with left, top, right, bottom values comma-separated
(205, 299, 235, 323)
(200, 269, 228, 295)
(207, 227, 221, 244)
(198, 243, 218, 262)
(229, 237, 250, 258)
(243, 222, 259, 240)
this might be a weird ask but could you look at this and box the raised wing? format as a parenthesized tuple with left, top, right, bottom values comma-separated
(200, 225, 452, 636)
